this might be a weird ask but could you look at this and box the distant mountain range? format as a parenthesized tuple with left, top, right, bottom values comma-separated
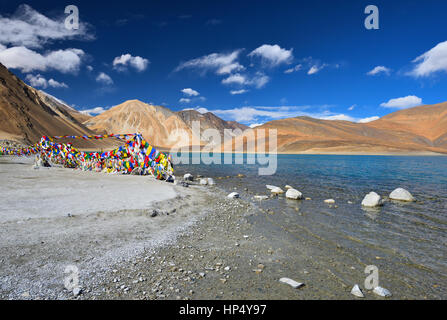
(1, 63, 446, 154)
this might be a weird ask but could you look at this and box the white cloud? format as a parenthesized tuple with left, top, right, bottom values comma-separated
(222, 72, 269, 89)
(321, 114, 356, 121)
(380, 95, 422, 109)
(80, 107, 107, 116)
(367, 65, 391, 76)
(248, 44, 293, 67)
(113, 53, 149, 72)
(175, 50, 244, 75)
(230, 89, 248, 95)
(249, 123, 263, 128)
(409, 40, 447, 77)
(358, 116, 380, 123)
(181, 88, 199, 96)
(183, 107, 209, 114)
(86, 65, 93, 71)
(96, 72, 113, 85)
(179, 98, 191, 103)
(348, 104, 356, 111)
(0, 46, 84, 73)
(25, 74, 68, 89)
(210, 105, 317, 123)
(222, 73, 246, 85)
(0, 4, 94, 49)
(284, 64, 302, 74)
(308, 64, 327, 75)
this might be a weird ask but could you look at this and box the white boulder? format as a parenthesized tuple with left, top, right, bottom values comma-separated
(350, 284, 364, 298)
(285, 188, 303, 200)
(285, 185, 293, 190)
(227, 192, 240, 199)
(254, 195, 269, 201)
(373, 286, 392, 297)
(207, 178, 215, 185)
(183, 173, 193, 181)
(361, 192, 383, 207)
(199, 178, 208, 185)
(266, 185, 276, 190)
(389, 188, 415, 202)
(271, 187, 284, 194)
(279, 277, 304, 289)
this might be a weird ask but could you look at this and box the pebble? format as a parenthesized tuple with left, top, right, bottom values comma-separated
(373, 286, 392, 297)
(73, 287, 82, 296)
(324, 199, 335, 204)
(227, 192, 240, 199)
(279, 277, 304, 289)
(254, 195, 269, 201)
(350, 284, 364, 298)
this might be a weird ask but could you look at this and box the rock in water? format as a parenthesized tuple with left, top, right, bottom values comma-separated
(254, 195, 269, 201)
(279, 277, 304, 289)
(361, 192, 383, 207)
(266, 185, 276, 190)
(207, 178, 215, 185)
(199, 178, 208, 185)
(285, 185, 293, 190)
(324, 199, 335, 204)
(183, 173, 193, 181)
(373, 286, 392, 297)
(271, 187, 284, 194)
(285, 188, 303, 200)
(227, 192, 240, 199)
(389, 188, 415, 202)
(350, 284, 364, 298)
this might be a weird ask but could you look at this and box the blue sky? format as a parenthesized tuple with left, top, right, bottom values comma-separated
(1, 0, 447, 126)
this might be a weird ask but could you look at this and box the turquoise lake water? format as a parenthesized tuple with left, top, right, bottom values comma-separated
(176, 154, 447, 298)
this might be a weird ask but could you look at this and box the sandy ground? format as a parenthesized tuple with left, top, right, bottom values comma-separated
(0, 157, 207, 299)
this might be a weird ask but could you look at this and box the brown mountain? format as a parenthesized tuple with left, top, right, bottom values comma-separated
(235, 103, 447, 154)
(176, 109, 249, 142)
(83, 100, 196, 148)
(0, 63, 114, 149)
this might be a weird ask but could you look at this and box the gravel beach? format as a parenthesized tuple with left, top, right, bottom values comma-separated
(0, 157, 444, 300)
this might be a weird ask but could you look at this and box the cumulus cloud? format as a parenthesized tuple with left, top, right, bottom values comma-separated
(230, 89, 248, 95)
(380, 95, 422, 109)
(175, 50, 244, 75)
(409, 40, 447, 77)
(367, 65, 391, 76)
(0, 46, 84, 73)
(96, 72, 113, 85)
(248, 44, 293, 67)
(80, 107, 107, 116)
(179, 98, 191, 103)
(222, 72, 269, 89)
(25, 74, 68, 89)
(0, 4, 94, 49)
(113, 53, 149, 72)
(222, 73, 246, 85)
(181, 88, 199, 96)
(358, 116, 380, 123)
